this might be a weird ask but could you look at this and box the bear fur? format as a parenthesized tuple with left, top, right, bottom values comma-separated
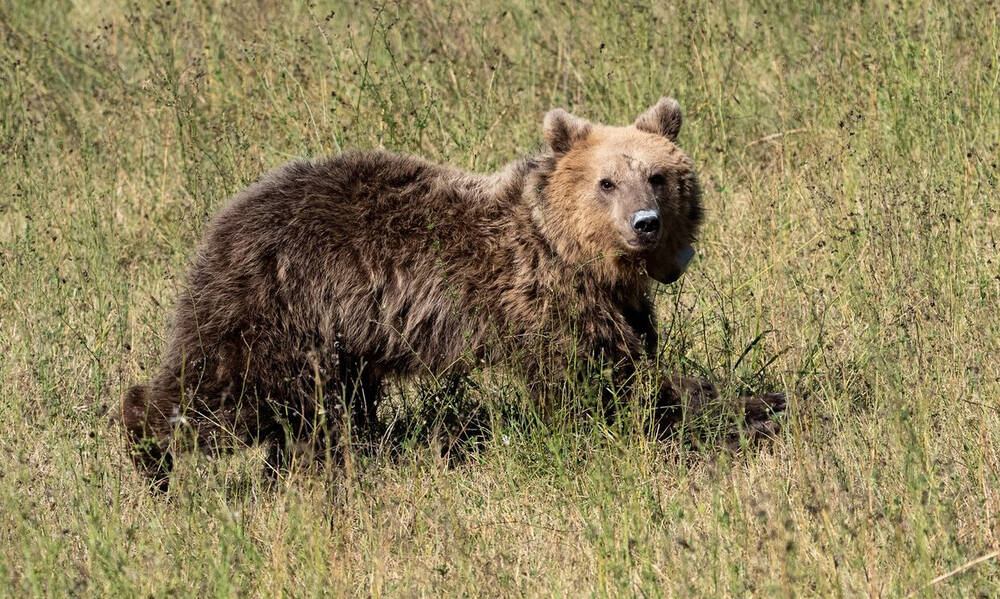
(121, 98, 780, 489)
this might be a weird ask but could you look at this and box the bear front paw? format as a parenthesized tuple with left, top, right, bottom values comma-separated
(728, 391, 787, 449)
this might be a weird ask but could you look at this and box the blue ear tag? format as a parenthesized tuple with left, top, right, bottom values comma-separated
(676, 245, 695, 272)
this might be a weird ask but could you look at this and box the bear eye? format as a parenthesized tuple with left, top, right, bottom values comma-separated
(599, 179, 616, 191)
(648, 173, 666, 186)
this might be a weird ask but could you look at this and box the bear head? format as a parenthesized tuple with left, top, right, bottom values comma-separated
(540, 97, 703, 286)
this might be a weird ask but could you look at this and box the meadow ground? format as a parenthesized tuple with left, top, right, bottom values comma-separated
(2, 1, 999, 596)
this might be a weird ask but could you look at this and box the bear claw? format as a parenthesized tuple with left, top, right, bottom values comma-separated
(729, 391, 787, 449)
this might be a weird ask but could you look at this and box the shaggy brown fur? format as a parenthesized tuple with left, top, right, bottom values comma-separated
(121, 98, 782, 489)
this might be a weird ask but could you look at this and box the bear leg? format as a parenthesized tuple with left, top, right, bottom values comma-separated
(121, 384, 174, 492)
(345, 372, 383, 448)
(653, 377, 786, 444)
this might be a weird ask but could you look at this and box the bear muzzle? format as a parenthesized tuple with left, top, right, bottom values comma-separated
(630, 209, 661, 247)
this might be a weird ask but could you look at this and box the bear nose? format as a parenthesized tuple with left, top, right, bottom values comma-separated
(631, 210, 661, 236)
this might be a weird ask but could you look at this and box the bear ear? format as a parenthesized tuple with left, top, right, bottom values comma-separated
(543, 108, 592, 154)
(634, 97, 682, 142)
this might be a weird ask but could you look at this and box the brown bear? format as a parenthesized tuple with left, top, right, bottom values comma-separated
(121, 97, 784, 490)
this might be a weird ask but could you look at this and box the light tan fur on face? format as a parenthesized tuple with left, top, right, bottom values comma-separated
(544, 124, 699, 286)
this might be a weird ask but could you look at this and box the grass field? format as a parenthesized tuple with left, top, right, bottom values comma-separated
(2, 0, 999, 596)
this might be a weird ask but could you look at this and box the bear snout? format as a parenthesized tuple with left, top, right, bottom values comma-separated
(631, 210, 661, 244)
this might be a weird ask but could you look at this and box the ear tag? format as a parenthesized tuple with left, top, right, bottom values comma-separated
(676, 245, 695, 272)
